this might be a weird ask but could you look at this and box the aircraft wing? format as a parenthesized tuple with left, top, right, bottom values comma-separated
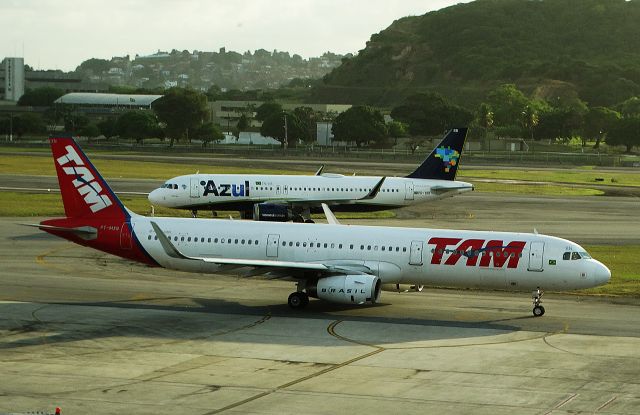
(150, 222, 374, 278)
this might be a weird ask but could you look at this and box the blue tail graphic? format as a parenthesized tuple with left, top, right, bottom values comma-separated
(406, 128, 468, 180)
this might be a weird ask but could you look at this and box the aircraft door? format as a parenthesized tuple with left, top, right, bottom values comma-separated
(120, 223, 132, 250)
(405, 182, 415, 200)
(409, 240, 423, 265)
(266, 234, 280, 257)
(190, 177, 200, 198)
(283, 185, 289, 195)
(528, 241, 545, 271)
(276, 185, 281, 195)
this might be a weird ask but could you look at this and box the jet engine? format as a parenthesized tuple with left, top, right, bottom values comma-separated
(253, 203, 292, 222)
(308, 274, 381, 305)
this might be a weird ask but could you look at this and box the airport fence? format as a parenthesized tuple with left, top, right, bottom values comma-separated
(1, 137, 639, 167)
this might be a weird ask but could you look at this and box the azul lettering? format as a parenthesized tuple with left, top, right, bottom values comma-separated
(428, 237, 526, 269)
(57, 145, 112, 213)
(201, 180, 250, 197)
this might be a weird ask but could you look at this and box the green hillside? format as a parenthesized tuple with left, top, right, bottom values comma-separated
(310, 0, 640, 108)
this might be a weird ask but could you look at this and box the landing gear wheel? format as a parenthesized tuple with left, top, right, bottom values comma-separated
(531, 287, 544, 317)
(288, 292, 309, 309)
(533, 305, 545, 317)
(412, 285, 424, 292)
(304, 219, 315, 224)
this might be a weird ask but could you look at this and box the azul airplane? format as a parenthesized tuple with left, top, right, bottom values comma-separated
(35, 137, 610, 316)
(148, 128, 473, 222)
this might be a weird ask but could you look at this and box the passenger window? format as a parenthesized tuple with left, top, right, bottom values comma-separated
(296, 242, 300, 247)
(331, 243, 335, 248)
(303, 242, 307, 247)
(339, 244, 342, 249)
(173, 236, 178, 241)
(234, 239, 238, 244)
(214, 238, 218, 243)
(367, 245, 371, 250)
(382, 246, 385, 251)
(187, 237, 191, 242)
(248, 240, 252, 245)
(361, 245, 364, 250)
(324, 243, 328, 248)
(563, 252, 570, 260)
(208, 238, 211, 243)
(181, 237, 185, 242)
(147, 235, 151, 240)
(227, 238, 231, 244)
(350, 244, 354, 249)
(254, 240, 259, 245)
(282, 241, 286, 246)
(289, 242, 293, 246)
(241, 239, 245, 244)
(403, 247, 407, 252)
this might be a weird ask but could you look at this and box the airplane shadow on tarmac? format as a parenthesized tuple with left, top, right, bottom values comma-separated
(0, 298, 522, 351)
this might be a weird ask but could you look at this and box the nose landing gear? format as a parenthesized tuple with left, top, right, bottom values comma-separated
(532, 287, 545, 317)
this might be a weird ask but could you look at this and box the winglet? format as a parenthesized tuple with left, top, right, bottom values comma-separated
(151, 221, 190, 259)
(360, 177, 385, 200)
(321, 203, 341, 225)
(315, 165, 324, 176)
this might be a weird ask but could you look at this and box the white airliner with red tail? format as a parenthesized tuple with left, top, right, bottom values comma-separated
(37, 137, 610, 316)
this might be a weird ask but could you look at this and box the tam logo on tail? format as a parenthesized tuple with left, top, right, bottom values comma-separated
(57, 144, 113, 213)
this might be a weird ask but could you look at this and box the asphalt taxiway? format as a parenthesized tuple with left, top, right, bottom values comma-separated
(0, 215, 638, 414)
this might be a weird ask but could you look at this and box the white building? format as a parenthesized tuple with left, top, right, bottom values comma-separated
(3, 57, 25, 102)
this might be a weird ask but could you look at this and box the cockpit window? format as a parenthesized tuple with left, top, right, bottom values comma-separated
(563, 252, 570, 260)
(571, 252, 582, 260)
(579, 251, 591, 259)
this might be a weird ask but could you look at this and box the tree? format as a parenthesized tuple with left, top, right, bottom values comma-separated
(192, 122, 224, 147)
(332, 106, 387, 147)
(153, 87, 208, 146)
(583, 107, 620, 149)
(520, 105, 539, 141)
(619, 96, 640, 117)
(115, 110, 160, 143)
(1, 113, 47, 138)
(391, 92, 473, 136)
(487, 84, 531, 127)
(260, 110, 304, 148)
(236, 114, 250, 131)
(387, 120, 407, 146)
(293, 106, 318, 144)
(98, 117, 118, 138)
(78, 123, 100, 138)
(607, 116, 640, 153)
(17, 87, 65, 107)
(255, 101, 283, 122)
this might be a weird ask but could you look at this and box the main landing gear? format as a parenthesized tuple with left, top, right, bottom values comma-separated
(288, 281, 310, 309)
(288, 291, 309, 309)
(532, 287, 545, 317)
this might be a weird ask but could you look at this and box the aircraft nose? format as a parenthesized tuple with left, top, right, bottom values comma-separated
(593, 261, 611, 286)
(148, 189, 162, 205)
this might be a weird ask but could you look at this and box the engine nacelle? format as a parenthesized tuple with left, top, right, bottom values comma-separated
(308, 275, 381, 305)
(253, 203, 292, 222)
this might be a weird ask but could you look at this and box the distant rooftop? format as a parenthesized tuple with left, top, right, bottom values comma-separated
(55, 92, 162, 107)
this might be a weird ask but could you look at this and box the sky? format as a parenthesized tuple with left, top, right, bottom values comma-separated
(1, 0, 473, 72)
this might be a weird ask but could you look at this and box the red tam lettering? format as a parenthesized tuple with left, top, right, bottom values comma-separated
(478, 240, 527, 268)
(444, 239, 485, 266)
(428, 237, 461, 264)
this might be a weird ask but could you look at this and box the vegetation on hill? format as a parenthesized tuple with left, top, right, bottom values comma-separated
(311, 0, 640, 108)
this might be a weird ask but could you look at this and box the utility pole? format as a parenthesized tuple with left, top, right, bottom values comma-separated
(283, 112, 288, 149)
(9, 113, 13, 142)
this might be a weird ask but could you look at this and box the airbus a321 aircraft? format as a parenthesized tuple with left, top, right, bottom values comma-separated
(36, 137, 610, 316)
(148, 128, 473, 222)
